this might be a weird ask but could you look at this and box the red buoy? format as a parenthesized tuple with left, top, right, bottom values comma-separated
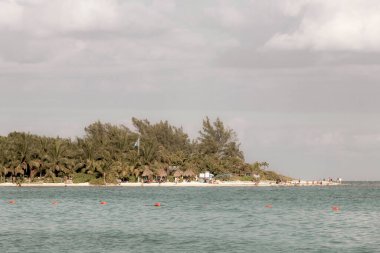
(265, 204, 272, 208)
(8, 200, 16, 204)
(332, 206, 340, 212)
(100, 201, 108, 205)
(154, 202, 161, 207)
(52, 201, 59, 205)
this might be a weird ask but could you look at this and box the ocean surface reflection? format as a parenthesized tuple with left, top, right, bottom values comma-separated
(0, 182, 379, 253)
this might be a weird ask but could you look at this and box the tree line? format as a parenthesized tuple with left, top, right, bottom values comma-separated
(0, 117, 290, 184)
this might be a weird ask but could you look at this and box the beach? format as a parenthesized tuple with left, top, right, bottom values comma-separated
(0, 180, 341, 187)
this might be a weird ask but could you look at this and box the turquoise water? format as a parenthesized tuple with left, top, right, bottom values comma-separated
(0, 182, 379, 253)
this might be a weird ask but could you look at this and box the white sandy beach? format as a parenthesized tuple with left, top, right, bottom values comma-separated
(0, 180, 341, 187)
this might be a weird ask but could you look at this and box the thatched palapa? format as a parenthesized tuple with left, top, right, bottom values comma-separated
(173, 170, 183, 178)
(156, 168, 167, 177)
(142, 167, 153, 177)
(183, 169, 196, 177)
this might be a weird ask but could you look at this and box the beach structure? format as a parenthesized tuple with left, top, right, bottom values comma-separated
(173, 169, 183, 178)
(142, 166, 154, 182)
(156, 168, 167, 182)
(173, 169, 183, 183)
(199, 171, 214, 182)
(183, 169, 196, 182)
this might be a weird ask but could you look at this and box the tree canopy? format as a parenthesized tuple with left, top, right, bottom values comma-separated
(0, 117, 288, 184)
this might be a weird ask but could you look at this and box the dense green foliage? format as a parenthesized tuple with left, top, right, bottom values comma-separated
(0, 117, 289, 184)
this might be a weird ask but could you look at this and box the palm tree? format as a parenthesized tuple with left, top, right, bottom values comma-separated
(113, 150, 134, 182)
(29, 160, 42, 181)
(77, 140, 99, 174)
(45, 139, 73, 181)
(96, 159, 118, 185)
(110, 130, 131, 160)
(0, 166, 7, 183)
(140, 139, 158, 165)
(0, 145, 8, 182)
(4, 133, 32, 182)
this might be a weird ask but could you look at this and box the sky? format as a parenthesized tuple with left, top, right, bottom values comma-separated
(1, 0, 380, 180)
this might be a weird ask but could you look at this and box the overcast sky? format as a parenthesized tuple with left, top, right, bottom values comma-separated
(1, 0, 380, 180)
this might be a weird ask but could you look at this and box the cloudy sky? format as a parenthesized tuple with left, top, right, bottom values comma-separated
(1, 0, 380, 180)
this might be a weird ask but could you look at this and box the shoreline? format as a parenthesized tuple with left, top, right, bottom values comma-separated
(0, 181, 342, 187)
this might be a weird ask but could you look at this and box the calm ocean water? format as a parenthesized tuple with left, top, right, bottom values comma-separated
(0, 182, 379, 253)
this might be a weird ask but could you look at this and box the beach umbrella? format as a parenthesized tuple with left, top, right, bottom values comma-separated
(142, 167, 153, 177)
(156, 168, 167, 177)
(183, 169, 196, 177)
(173, 170, 183, 178)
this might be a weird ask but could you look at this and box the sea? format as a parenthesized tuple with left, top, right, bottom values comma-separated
(0, 182, 379, 253)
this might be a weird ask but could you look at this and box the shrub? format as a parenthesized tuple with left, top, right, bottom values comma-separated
(53, 177, 63, 183)
(89, 178, 105, 185)
(105, 174, 118, 184)
(239, 175, 253, 181)
(43, 176, 63, 183)
(127, 176, 137, 182)
(72, 173, 96, 183)
(261, 170, 292, 182)
(214, 174, 233, 181)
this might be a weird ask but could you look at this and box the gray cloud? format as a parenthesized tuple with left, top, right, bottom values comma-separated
(1, 0, 379, 180)
(266, 0, 380, 51)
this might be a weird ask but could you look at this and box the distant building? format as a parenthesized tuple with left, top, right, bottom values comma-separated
(199, 171, 214, 181)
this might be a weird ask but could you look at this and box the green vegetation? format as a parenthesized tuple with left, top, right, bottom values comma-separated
(0, 117, 289, 185)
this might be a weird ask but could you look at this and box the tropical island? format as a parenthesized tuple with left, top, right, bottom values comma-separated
(0, 117, 338, 187)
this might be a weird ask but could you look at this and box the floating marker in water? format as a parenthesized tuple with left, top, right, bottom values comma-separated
(265, 204, 272, 208)
(154, 202, 161, 207)
(8, 200, 16, 204)
(100, 201, 108, 205)
(52, 201, 59, 205)
(331, 206, 340, 212)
